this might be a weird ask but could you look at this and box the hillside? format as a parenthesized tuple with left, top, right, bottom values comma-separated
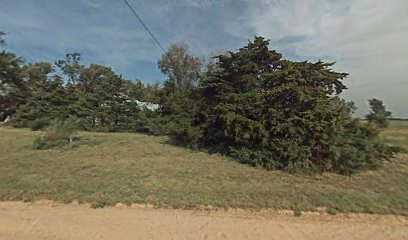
(0, 121, 407, 215)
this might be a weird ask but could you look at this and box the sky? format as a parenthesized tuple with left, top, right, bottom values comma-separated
(0, 0, 407, 117)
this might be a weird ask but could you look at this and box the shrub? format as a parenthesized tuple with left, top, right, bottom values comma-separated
(174, 125, 202, 149)
(32, 135, 67, 150)
(327, 207, 338, 215)
(32, 118, 79, 150)
(26, 118, 51, 131)
(12, 118, 51, 131)
(293, 207, 302, 217)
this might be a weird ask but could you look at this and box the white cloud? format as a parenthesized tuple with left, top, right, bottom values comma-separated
(225, 0, 408, 117)
(1, 0, 407, 116)
(0, 0, 166, 80)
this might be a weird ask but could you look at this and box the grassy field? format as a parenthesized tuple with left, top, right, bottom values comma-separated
(0, 120, 407, 215)
(380, 120, 408, 152)
(389, 119, 408, 129)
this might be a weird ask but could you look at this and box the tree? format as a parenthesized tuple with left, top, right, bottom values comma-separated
(12, 52, 151, 132)
(141, 82, 161, 103)
(152, 43, 204, 138)
(0, 53, 23, 93)
(73, 64, 147, 131)
(366, 98, 392, 128)
(13, 62, 53, 113)
(12, 75, 68, 129)
(0, 31, 5, 46)
(158, 43, 202, 90)
(0, 32, 26, 120)
(193, 36, 396, 174)
(55, 53, 83, 85)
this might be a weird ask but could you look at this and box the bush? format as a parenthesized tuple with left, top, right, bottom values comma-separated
(293, 207, 302, 217)
(32, 135, 67, 150)
(326, 207, 338, 215)
(32, 119, 78, 150)
(27, 119, 51, 131)
(174, 125, 202, 149)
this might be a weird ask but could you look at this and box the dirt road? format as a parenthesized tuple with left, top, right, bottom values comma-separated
(0, 201, 407, 240)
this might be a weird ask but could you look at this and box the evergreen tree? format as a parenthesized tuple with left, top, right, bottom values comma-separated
(13, 75, 68, 129)
(0, 33, 27, 120)
(366, 98, 392, 128)
(73, 64, 146, 131)
(141, 82, 161, 103)
(196, 37, 396, 174)
(0, 51, 24, 120)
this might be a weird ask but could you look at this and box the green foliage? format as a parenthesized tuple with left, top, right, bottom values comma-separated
(326, 207, 338, 215)
(3, 32, 398, 174)
(0, 50, 24, 118)
(151, 42, 204, 142)
(12, 76, 68, 127)
(366, 98, 392, 128)
(32, 118, 80, 150)
(158, 43, 202, 89)
(32, 135, 66, 150)
(0, 31, 5, 45)
(27, 118, 51, 131)
(192, 37, 397, 174)
(55, 52, 83, 85)
(11, 59, 151, 132)
(293, 207, 302, 217)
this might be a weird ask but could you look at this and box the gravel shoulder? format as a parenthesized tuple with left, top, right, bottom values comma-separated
(1, 201, 407, 240)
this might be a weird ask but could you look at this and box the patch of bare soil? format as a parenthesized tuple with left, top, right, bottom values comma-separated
(0, 201, 407, 240)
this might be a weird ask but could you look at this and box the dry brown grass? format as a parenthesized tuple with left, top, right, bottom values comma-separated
(0, 121, 407, 215)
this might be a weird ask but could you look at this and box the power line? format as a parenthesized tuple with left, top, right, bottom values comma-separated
(122, 0, 166, 53)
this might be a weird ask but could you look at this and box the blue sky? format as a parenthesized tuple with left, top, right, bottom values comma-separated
(0, 0, 407, 117)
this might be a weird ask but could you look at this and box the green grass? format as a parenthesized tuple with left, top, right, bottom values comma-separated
(0, 120, 407, 215)
(380, 120, 408, 152)
(388, 119, 408, 129)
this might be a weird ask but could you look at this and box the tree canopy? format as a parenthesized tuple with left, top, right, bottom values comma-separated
(181, 37, 395, 174)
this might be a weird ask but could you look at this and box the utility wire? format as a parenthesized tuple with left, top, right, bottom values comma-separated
(122, 0, 166, 53)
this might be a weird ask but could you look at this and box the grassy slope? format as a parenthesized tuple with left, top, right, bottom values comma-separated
(0, 120, 407, 214)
